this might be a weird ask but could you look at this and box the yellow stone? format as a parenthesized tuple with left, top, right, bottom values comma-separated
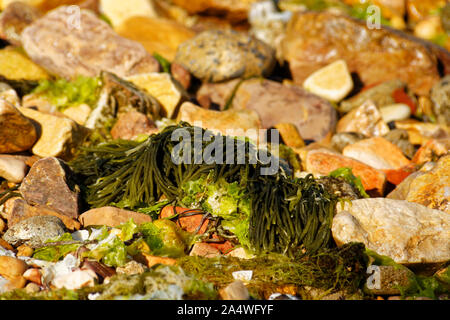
(18, 107, 90, 161)
(62, 104, 92, 125)
(126, 72, 186, 118)
(100, 0, 157, 28)
(0, 47, 49, 80)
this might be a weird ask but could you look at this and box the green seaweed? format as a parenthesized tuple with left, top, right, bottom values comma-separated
(329, 167, 369, 198)
(33, 233, 82, 262)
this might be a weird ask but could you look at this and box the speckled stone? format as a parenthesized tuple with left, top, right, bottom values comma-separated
(174, 29, 275, 83)
(2, 216, 66, 248)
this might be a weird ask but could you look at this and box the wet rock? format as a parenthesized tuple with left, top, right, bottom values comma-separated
(317, 176, 362, 200)
(219, 281, 249, 300)
(395, 120, 450, 145)
(189, 242, 221, 258)
(175, 29, 275, 83)
(116, 16, 195, 61)
(0, 155, 28, 183)
(388, 155, 450, 214)
(197, 79, 337, 141)
(383, 129, 416, 159)
(18, 107, 90, 161)
(333, 198, 450, 264)
(0, 256, 28, 280)
(99, 0, 157, 28)
(177, 102, 261, 140)
(110, 110, 157, 141)
(337, 101, 390, 137)
(343, 137, 411, 170)
(20, 157, 80, 218)
(0, 1, 42, 46)
(126, 72, 187, 118)
(340, 80, 405, 113)
(411, 138, 450, 164)
(331, 132, 367, 153)
(281, 11, 443, 96)
(79, 206, 152, 228)
(116, 261, 147, 275)
(3, 198, 80, 231)
(430, 75, 450, 126)
(0, 99, 37, 154)
(2, 216, 66, 248)
(365, 265, 414, 295)
(306, 150, 386, 195)
(21, 6, 160, 80)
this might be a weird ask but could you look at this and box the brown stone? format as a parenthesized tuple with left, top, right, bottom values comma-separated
(189, 242, 221, 258)
(110, 110, 156, 141)
(197, 79, 337, 141)
(19, 157, 80, 219)
(0, 99, 37, 154)
(134, 253, 176, 268)
(3, 198, 81, 231)
(79, 206, 152, 227)
(0, 256, 28, 280)
(337, 101, 389, 137)
(306, 150, 386, 195)
(412, 139, 450, 164)
(171, 62, 191, 90)
(160, 206, 209, 235)
(281, 11, 443, 96)
(0, 155, 28, 183)
(23, 268, 42, 286)
(274, 123, 305, 149)
(21, 6, 160, 79)
(16, 244, 34, 257)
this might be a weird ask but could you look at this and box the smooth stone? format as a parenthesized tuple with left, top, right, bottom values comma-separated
(79, 206, 152, 228)
(2, 216, 66, 248)
(189, 242, 221, 258)
(331, 132, 367, 153)
(110, 110, 157, 141)
(0, 1, 41, 46)
(99, 0, 157, 28)
(380, 104, 412, 123)
(19, 157, 80, 219)
(0, 256, 28, 280)
(219, 281, 250, 300)
(333, 198, 450, 264)
(0, 155, 28, 183)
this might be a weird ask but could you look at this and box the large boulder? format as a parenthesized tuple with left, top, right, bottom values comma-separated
(332, 198, 450, 264)
(197, 79, 337, 141)
(21, 6, 159, 79)
(281, 11, 445, 96)
(174, 29, 275, 83)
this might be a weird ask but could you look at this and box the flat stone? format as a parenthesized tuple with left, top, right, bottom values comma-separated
(19, 157, 80, 219)
(343, 137, 411, 170)
(388, 155, 450, 213)
(197, 79, 337, 141)
(175, 29, 275, 83)
(79, 206, 152, 227)
(0, 155, 28, 183)
(18, 107, 89, 161)
(332, 198, 450, 264)
(21, 6, 159, 79)
(281, 11, 444, 96)
(177, 101, 262, 140)
(306, 150, 386, 195)
(3, 198, 80, 231)
(337, 101, 390, 137)
(110, 110, 156, 141)
(2, 216, 66, 248)
(0, 99, 37, 154)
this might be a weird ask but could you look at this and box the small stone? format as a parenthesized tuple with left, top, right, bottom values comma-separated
(343, 137, 411, 170)
(19, 157, 80, 219)
(52, 269, 97, 290)
(394, 120, 450, 145)
(116, 260, 147, 275)
(431, 75, 450, 126)
(99, 0, 157, 28)
(0, 1, 41, 46)
(171, 62, 191, 91)
(0, 82, 21, 108)
(306, 150, 386, 195)
(274, 123, 305, 149)
(23, 268, 42, 286)
(190, 242, 221, 258)
(380, 104, 412, 123)
(0, 155, 28, 183)
(79, 206, 152, 228)
(134, 253, 176, 269)
(383, 129, 416, 159)
(62, 104, 92, 126)
(0, 99, 37, 154)
(22, 6, 160, 79)
(412, 139, 450, 164)
(316, 176, 362, 200)
(387, 296, 403, 300)
(3, 276, 26, 291)
(160, 206, 209, 234)
(226, 247, 255, 260)
(175, 29, 275, 83)
(3, 198, 81, 231)
(0, 256, 28, 280)
(24, 282, 40, 294)
(333, 198, 450, 264)
(110, 110, 157, 141)
(219, 281, 249, 300)
(337, 101, 390, 137)
(330, 132, 367, 153)
(0, 46, 49, 80)
(177, 102, 262, 140)
(18, 107, 90, 161)
(16, 244, 33, 257)
(2, 216, 66, 248)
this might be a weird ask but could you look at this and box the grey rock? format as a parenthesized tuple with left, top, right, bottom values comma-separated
(2, 216, 66, 248)
(175, 29, 275, 83)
